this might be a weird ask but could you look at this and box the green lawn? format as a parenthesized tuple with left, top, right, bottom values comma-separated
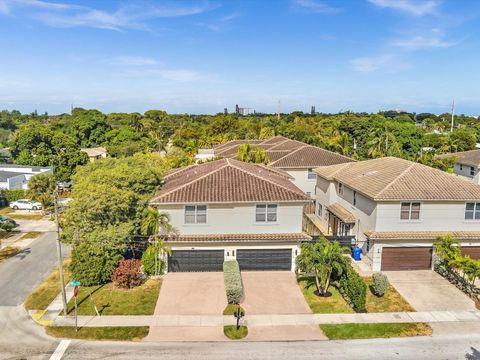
(224, 325, 248, 340)
(0, 246, 20, 264)
(320, 323, 432, 340)
(46, 326, 149, 341)
(298, 277, 353, 314)
(20, 231, 43, 240)
(24, 259, 72, 310)
(67, 278, 161, 316)
(0, 206, 44, 220)
(223, 304, 245, 315)
(365, 278, 415, 313)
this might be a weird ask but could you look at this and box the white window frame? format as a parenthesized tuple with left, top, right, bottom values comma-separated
(465, 202, 480, 220)
(317, 203, 323, 217)
(307, 168, 316, 180)
(400, 202, 421, 220)
(255, 203, 278, 223)
(184, 204, 207, 224)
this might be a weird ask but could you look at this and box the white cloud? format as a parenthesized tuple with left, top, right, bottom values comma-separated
(392, 28, 457, 49)
(196, 11, 241, 32)
(368, 0, 440, 16)
(0, 0, 216, 31)
(108, 56, 159, 66)
(292, 0, 339, 14)
(350, 54, 408, 73)
(117, 68, 211, 82)
(0, 0, 10, 14)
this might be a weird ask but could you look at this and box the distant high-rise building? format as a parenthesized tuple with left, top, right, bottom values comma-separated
(235, 104, 240, 115)
(311, 106, 316, 115)
(224, 107, 228, 115)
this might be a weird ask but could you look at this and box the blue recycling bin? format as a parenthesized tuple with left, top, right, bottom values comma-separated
(352, 247, 362, 261)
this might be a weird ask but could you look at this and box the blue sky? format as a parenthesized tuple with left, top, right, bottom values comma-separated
(0, 0, 479, 115)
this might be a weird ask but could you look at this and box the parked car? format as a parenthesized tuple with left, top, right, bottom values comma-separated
(9, 199, 42, 210)
(0, 215, 17, 227)
(57, 181, 73, 191)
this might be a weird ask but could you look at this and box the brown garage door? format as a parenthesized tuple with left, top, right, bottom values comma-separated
(461, 247, 480, 259)
(381, 247, 433, 271)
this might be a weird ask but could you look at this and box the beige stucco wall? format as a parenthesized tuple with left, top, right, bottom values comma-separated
(157, 202, 305, 235)
(284, 169, 316, 198)
(375, 201, 480, 232)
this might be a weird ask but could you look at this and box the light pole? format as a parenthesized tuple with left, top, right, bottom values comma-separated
(54, 189, 68, 315)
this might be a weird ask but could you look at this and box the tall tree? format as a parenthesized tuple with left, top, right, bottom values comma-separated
(27, 173, 56, 212)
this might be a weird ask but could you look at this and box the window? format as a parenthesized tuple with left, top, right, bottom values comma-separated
(460, 164, 463, 171)
(306, 192, 311, 197)
(256, 204, 277, 223)
(317, 204, 323, 217)
(465, 203, 480, 220)
(338, 183, 343, 195)
(471, 167, 476, 176)
(184, 205, 207, 224)
(307, 168, 316, 180)
(353, 191, 357, 206)
(400, 202, 421, 220)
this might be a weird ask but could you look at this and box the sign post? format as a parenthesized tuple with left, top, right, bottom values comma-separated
(71, 279, 81, 332)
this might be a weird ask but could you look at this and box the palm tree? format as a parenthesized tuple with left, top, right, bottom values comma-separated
(27, 173, 56, 214)
(253, 148, 270, 164)
(367, 126, 402, 158)
(141, 208, 174, 275)
(296, 238, 348, 296)
(434, 236, 461, 264)
(236, 143, 253, 162)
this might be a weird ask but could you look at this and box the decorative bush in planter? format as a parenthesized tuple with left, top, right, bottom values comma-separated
(111, 259, 144, 289)
(223, 260, 244, 304)
(371, 272, 389, 297)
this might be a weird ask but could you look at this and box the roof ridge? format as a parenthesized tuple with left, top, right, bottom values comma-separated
(155, 160, 230, 200)
(374, 159, 415, 200)
(316, 161, 354, 179)
(228, 160, 309, 199)
(268, 146, 305, 165)
(266, 138, 298, 150)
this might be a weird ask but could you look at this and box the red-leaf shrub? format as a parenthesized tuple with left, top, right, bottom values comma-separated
(111, 259, 143, 289)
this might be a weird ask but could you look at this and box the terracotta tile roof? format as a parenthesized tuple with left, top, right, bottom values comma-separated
(81, 147, 107, 157)
(166, 232, 312, 243)
(365, 231, 480, 241)
(326, 203, 356, 223)
(437, 150, 480, 167)
(315, 157, 480, 201)
(151, 158, 311, 204)
(213, 136, 354, 169)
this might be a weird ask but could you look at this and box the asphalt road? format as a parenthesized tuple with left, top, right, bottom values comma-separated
(0, 332, 479, 360)
(0, 231, 69, 306)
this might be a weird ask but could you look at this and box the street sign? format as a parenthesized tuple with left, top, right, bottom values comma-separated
(70, 279, 81, 286)
(73, 285, 79, 297)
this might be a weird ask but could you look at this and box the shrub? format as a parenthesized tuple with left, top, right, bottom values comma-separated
(141, 245, 166, 276)
(371, 272, 389, 297)
(0, 189, 26, 204)
(0, 222, 15, 232)
(70, 242, 123, 286)
(337, 264, 367, 312)
(111, 259, 144, 289)
(223, 261, 244, 304)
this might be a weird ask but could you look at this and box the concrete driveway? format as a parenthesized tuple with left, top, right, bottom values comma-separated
(385, 270, 476, 311)
(146, 272, 227, 341)
(242, 271, 311, 314)
(152, 272, 227, 315)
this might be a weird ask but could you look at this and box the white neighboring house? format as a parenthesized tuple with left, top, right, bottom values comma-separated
(201, 136, 354, 199)
(150, 158, 312, 272)
(0, 164, 53, 190)
(437, 149, 480, 182)
(307, 157, 480, 272)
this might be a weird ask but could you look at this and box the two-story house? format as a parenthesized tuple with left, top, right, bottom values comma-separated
(198, 136, 354, 199)
(437, 149, 480, 181)
(308, 157, 480, 271)
(150, 158, 311, 272)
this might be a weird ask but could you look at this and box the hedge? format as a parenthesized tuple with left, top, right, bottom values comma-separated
(0, 189, 26, 204)
(223, 260, 244, 304)
(336, 263, 367, 312)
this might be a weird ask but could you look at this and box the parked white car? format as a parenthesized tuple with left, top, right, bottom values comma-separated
(9, 199, 42, 210)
